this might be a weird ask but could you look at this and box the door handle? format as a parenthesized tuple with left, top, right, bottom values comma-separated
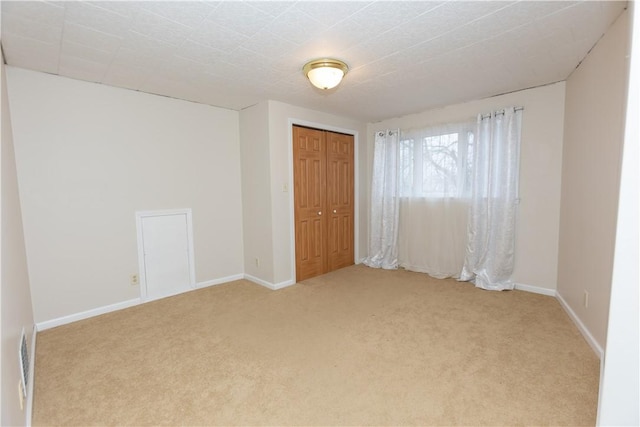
(333, 209, 337, 214)
(318, 211, 322, 216)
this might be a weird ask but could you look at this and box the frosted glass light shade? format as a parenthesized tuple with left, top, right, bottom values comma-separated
(303, 59, 349, 90)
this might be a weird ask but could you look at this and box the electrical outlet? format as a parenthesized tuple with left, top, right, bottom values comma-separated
(255, 258, 260, 267)
(130, 274, 139, 286)
(583, 290, 589, 308)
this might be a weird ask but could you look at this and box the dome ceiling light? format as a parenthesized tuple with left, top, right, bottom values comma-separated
(303, 58, 349, 90)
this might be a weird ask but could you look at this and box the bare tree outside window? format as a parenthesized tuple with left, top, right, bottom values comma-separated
(399, 125, 474, 198)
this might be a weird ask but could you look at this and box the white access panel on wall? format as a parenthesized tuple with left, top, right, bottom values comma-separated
(136, 209, 196, 301)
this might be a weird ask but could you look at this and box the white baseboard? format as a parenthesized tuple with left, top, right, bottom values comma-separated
(272, 279, 296, 290)
(26, 324, 36, 427)
(34, 272, 279, 331)
(244, 274, 296, 290)
(196, 274, 244, 289)
(514, 282, 557, 296)
(556, 292, 604, 359)
(502, 283, 603, 360)
(36, 298, 141, 331)
(243, 273, 272, 288)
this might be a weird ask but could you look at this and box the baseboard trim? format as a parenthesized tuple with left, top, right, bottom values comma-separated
(26, 324, 36, 427)
(36, 298, 142, 331)
(272, 279, 296, 290)
(196, 274, 244, 289)
(556, 292, 604, 359)
(36, 273, 251, 330)
(244, 274, 296, 290)
(514, 282, 557, 296)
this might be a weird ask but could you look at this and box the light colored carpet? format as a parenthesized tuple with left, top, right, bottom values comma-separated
(33, 265, 599, 426)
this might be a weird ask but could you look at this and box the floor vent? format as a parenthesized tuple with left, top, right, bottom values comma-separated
(19, 328, 29, 398)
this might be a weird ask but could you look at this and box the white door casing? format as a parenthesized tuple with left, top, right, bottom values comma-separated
(136, 209, 196, 301)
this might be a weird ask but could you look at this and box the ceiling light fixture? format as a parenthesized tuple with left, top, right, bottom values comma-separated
(303, 58, 349, 90)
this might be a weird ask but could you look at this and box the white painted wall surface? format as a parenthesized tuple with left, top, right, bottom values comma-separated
(1, 57, 35, 426)
(267, 101, 368, 285)
(6, 68, 243, 324)
(557, 11, 629, 351)
(366, 83, 566, 292)
(597, 4, 639, 425)
(239, 101, 274, 283)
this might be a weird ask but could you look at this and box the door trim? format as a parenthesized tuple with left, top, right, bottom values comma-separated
(288, 119, 359, 283)
(135, 208, 196, 301)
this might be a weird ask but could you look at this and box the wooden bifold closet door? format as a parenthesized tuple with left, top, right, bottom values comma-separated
(293, 125, 354, 282)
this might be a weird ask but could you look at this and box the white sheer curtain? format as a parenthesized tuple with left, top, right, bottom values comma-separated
(460, 107, 523, 290)
(364, 129, 401, 269)
(398, 122, 475, 278)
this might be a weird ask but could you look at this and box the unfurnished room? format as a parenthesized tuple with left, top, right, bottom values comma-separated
(0, 1, 638, 426)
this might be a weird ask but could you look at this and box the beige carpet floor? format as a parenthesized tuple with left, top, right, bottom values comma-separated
(33, 265, 599, 426)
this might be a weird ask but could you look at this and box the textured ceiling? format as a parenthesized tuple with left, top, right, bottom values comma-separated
(0, 1, 627, 122)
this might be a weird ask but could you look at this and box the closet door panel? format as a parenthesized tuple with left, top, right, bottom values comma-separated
(326, 132, 354, 271)
(293, 126, 327, 281)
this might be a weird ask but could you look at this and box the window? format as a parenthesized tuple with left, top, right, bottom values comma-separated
(399, 122, 475, 198)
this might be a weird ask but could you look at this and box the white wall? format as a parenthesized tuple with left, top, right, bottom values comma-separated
(557, 10, 629, 353)
(1, 57, 35, 425)
(239, 101, 274, 283)
(267, 100, 368, 285)
(367, 82, 566, 293)
(6, 68, 244, 324)
(597, 4, 639, 424)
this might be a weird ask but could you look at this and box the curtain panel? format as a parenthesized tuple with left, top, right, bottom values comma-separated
(397, 121, 475, 278)
(398, 197, 469, 278)
(460, 107, 523, 290)
(364, 129, 401, 269)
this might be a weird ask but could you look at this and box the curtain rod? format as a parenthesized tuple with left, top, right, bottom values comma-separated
(481, 106, 524, 120)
